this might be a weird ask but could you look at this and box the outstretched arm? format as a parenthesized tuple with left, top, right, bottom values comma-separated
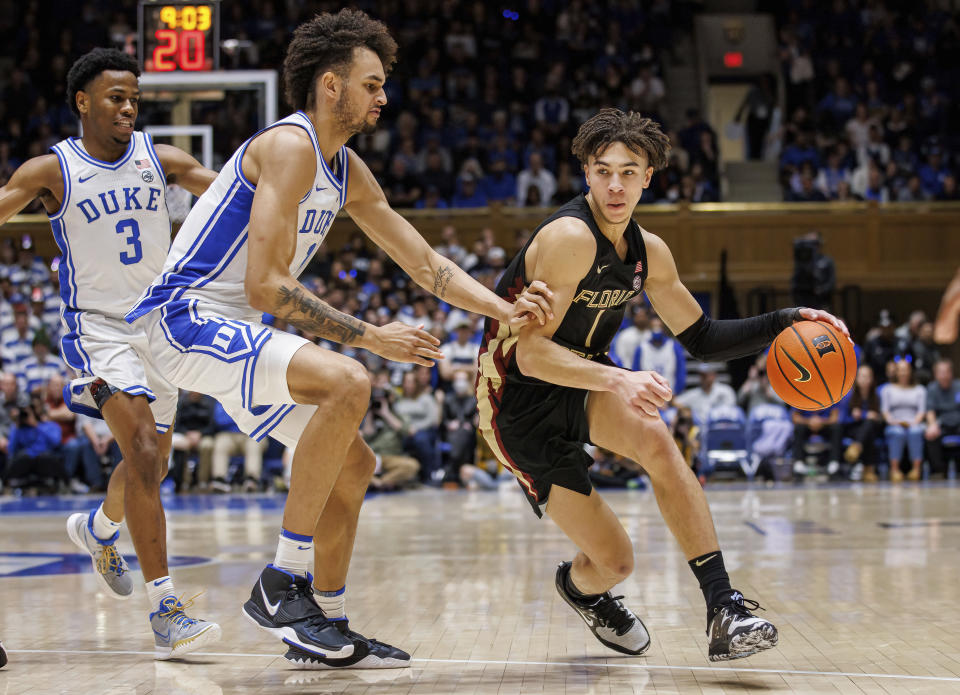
(0, 155, 63, 224)
(243, 127, 441, 366)
(154, 144, 217, 197)
(343, 149, 553, 329)
(642, 230, 850, 361)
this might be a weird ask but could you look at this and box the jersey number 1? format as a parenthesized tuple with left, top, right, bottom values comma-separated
(116, 219, 143, 265)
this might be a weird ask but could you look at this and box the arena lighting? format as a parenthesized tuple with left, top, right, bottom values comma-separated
(724, 51, 744, 68)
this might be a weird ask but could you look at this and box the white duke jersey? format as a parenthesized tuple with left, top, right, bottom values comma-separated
(49, 132, 170, 319)
(127, 111, 346, 323)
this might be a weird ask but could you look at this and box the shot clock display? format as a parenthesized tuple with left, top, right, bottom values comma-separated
(138, 0, 220, 72)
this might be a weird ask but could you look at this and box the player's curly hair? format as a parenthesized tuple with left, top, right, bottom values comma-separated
(65, 48, 140, 118)
(571, 108, 671, 170)
(283, 9, 398, 111)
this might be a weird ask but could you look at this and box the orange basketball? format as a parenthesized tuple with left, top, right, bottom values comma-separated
(766, 320, 857, 411)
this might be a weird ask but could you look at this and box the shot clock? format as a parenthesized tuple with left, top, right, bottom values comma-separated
(138, 0, 220, 71)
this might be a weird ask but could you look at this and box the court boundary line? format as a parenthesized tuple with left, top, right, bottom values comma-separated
(7, 649, 960, 683)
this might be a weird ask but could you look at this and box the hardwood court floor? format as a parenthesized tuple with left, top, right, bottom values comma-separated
(1, 482, 959, 694)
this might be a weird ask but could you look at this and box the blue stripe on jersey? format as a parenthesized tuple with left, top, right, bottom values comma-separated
(65, 136, 136, 170)
(155, 423, 171, 433)
(144, 133, 167, 195)
(126, 177, 252, 321)
(295, 111, 342, 192)
(338, 147, 349, 208)
(241, 329, 272, 411)
(250, 404, 296, 441)
(48, 214, 92, 373)
(47, 146, 72, 221)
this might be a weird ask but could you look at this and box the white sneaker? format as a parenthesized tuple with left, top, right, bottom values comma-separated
(66, 511, 133, 600)
(150, 595, 221, 660)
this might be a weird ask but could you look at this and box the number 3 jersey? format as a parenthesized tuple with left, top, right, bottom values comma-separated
(49, 132, 171, 320)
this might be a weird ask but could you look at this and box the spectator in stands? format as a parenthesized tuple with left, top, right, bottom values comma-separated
(815, 148, 852, 199)
(779, 130, 820, 180)
(936, 174, 960, 201)
(859, 124, 890, 168)
(393, 370, 442, 485)
(737, 357, 784, 413)
(817, 77, 857, 131)
(433, 226, 467, 269)
(209, 401, 267, 492)
(735, 76, 776, 160)
(675, 363, 737, 424)
(791, 404, 843, 477)
(383, 158, 422, 208)
(438, 316, 480, 385)
(551, 161, 583, 205)
(670, 405, 701, 475)
(16, 334, 67, 395)
(362, 381, 420, 492)
(918, 148, 951, 197)
(3, 400, 62, 492)
(452, 173, 488, 208)
(64, 410, 109, 494)
(790, 171, 828, 202)
(631, 316, 686, 392)
(171, 391, 215, 491)
(612, 302, 651, 368)
(628, 63, 666, 116)
(845, 103, 874, 150)
(515, 153, 556, 207)
(1, 307, 35, 369)
(843, 364, 883, 482)
(882, 357, 927, 482)
(864, 310, 898, 382)
(924, 359, 960, 477)
(908, 321, 940, 384)
(482, 159, 517, 205)
(416, 186, 449, 210)
(442, 371, 478, 481)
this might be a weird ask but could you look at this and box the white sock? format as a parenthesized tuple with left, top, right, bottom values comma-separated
(146, 576, 176, 609)
(273, 529, 313, 576)
(91, 503, 122, 541)
(314, 586, 346, 619)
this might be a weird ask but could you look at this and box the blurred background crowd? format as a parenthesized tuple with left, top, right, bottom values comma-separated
(0, 0, 958, 495)
(1, 226, 957, 496)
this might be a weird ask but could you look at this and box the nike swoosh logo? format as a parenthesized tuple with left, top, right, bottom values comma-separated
(597, 264, 610, 274)
(153, 577, 171, 586)
(296, 545, 311, 550)
(694, 553, 717, 567)
(153, 628, 170, 641)
(780, 346, 811, 383)
(315, 185, 326, 192)
(260, 579, 282, 616)
(78, 174, 97, 183)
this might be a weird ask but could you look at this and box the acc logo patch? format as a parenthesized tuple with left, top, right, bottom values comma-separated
(812, 334, 836, 358)
(141, 170, 155, 183)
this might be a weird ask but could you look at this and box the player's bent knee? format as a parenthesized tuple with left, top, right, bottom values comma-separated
(125, 426, 163, 485)
(334, 361, 372, 415)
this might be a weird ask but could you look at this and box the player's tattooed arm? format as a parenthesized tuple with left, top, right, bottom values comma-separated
(275, 284, 366, 344)
(433, 264, 455, 298)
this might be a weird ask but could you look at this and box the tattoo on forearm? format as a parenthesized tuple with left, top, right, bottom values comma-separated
(275, 285, 366, 344)
(433, 264, 455, 298)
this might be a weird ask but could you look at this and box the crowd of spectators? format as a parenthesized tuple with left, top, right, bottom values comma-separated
(767, 1, 959, 202)
(2, 220, 956, 497)
(0, 0, 717, 210)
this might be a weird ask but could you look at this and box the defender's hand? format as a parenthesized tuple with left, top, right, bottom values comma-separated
(796, 308, 851, 340)
(613, 370, 673, 417)
(366, 322, 443, 367)
(507, 281, 556, 329)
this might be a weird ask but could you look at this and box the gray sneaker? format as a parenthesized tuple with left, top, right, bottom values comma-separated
(150, 595, 222, 660)
(66, 511, 133, 600)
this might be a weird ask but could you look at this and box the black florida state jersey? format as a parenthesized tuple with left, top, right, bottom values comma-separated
(479, 194, 648, 388)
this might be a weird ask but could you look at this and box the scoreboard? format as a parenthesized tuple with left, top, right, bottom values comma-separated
(138, 0, 220, 72)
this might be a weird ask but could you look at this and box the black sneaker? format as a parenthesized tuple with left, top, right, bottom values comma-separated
(707, 591, 778, 662)
(284, 618, 411, 669)
(242, 565, 354, 658)
(555, 561, 650, 655)
(0, 639, 6, 668)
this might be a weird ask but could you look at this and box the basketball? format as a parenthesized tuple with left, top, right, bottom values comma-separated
(766, 320, 857, 411)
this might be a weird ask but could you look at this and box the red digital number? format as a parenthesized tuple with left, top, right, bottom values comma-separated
(153, 29, 178, 71)
(179, 30, 206, 70)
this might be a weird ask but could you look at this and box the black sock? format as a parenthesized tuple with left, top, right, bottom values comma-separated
(688, 551, 733, 623)
(563, 563, 600, 603)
